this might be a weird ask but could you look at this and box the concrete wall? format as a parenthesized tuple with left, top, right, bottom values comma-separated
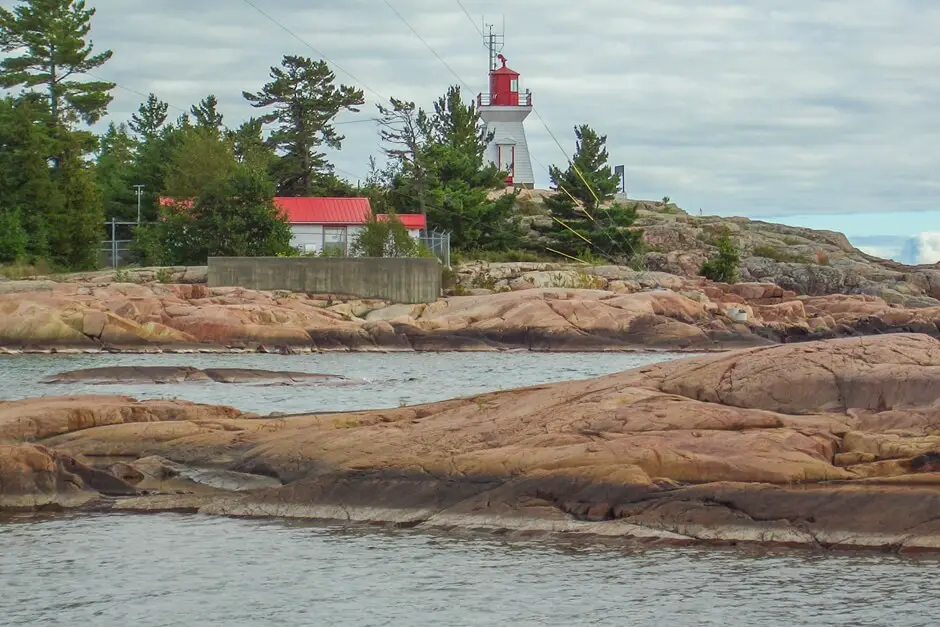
(207, 257, 441, 303)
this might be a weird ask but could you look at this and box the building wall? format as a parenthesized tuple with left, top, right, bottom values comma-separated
(290, 224, 324, 254)
(480, 106, 535, 188)
(290, 224, 422, 256)
(207, 257, 441, 304)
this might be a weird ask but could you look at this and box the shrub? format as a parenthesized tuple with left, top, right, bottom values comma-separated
(699, 234, 740, 283)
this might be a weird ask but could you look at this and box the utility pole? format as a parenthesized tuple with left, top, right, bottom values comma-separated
(133, 184, 145, 223)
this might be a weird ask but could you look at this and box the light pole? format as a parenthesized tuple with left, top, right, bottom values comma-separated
(133, 184, 145, 223)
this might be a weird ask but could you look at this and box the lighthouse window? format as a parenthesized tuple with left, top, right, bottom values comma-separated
(510, 78, 518, 92)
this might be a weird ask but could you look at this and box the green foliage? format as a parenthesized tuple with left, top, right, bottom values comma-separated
(699, 234, 740, 284)
(0, 95, 59, 259)
(351, 211, 421, 257)
(163, 127, 238, 199)
(49, 147, 104, 269)
(95, 122, 137, 220)
(0, 209, 28, 262)
(243, 55, 365, 196)
(128, 223, 167, 266)
(0, 0, 114, 131)
(375, 85, 521, 252)
(190, 94, 223, 134)
(155, 165, 293, 265)
(129, 93, 168, 140)
(542, 124, 643, 263)
(751, 244, 811, 264)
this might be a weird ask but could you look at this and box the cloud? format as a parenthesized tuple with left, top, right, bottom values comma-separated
(901, 232, 940, 264)
(21, 0, 940, 216)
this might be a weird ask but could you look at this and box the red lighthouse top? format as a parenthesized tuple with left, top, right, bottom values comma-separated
(478, 54, 532, 107)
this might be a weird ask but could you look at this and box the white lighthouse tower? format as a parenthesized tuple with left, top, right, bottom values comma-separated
(477, 36, 534, 189)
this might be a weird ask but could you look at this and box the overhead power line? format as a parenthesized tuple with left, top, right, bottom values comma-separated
(383, 0, 479, 96)
(455, 0, 485, 37)
(239, 0, 386, 102)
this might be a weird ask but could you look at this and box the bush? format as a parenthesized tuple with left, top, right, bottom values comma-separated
(350, 210, 421, 258)
(699, 234, 740, 283)
(0, 209, 28, 264)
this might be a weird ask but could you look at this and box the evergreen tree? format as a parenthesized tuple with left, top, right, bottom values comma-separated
(129, 95, 183, 221)
(167, 164, 292, 264)
(163, 126, 238, 199)
(0, 0, 114, 133)
(418, 85, 519, 251)
(48, 143, 103, 269)
(95, 121, 137, 220)
(228, 117, 274, 171)
(129, 93, 169, 141)
(190, 94, 223, 134)
(0, 94, 62, 259)
(543, 124, 642, 262)
(243, 55, 364, 196)
(376, 97, 431, 215)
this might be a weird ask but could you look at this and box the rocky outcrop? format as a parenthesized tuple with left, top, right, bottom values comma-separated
(510, 192, 940, 304)
(42, 366, 348, 385)
(2, 334, 940, 551)
(1, 278, 939, 352)
(0, 444, 137, 510)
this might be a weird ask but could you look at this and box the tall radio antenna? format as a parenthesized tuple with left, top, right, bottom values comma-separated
(483, 18, 505, 72)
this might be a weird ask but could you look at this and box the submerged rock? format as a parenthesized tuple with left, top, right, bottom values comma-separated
(41, 366, 348, 385)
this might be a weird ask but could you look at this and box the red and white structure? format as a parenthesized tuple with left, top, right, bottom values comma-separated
(159, 196, 426, 256)
(276, 197, 425, 255)
(477, 49, 534, 189)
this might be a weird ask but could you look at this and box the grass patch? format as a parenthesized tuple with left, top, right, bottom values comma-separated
(751, 244, 813, 264)
(0, 258, 55, 280)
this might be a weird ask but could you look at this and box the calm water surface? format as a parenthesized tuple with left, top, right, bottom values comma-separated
(1, 513, 937, 627)
(0, 351, 685, 413)
(2, 351, 937, 625)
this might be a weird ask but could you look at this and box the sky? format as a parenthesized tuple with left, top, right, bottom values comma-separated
(6, 0, 940, 262)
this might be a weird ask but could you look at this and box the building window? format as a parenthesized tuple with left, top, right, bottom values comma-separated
(323, 226, 347, 256)
(510, 78, 518, 92)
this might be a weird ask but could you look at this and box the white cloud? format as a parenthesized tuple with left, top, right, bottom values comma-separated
(15, 0, 940, 216)
(902, 232, 940, 264)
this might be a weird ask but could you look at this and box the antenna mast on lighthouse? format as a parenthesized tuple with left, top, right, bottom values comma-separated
(483, 19, 505, 72)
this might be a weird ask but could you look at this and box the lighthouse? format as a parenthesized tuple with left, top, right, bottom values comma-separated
(477, 50, 534, 189)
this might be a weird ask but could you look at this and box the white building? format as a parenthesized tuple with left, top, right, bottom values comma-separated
(477, 53, 534, 189)
(277, 197, 426, 255)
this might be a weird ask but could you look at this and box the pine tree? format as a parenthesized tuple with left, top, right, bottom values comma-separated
(0, 0, 114, 133)
(48, 144, 104, 269)
(376, 97, 431, 215)
(129, 93, 169, 141)
(243, 55, 364, 196)
(95, 122, 137, 220)
(163, 125, 238, 199)
(423, 85, 519, 251)
(0, 94, 61, 260)
(191, 94, 223, 134)
(543, 124, 642, 262)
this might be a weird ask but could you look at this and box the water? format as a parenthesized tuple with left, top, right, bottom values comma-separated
(0, 351, 685, 414)
(0, 513, 936, 626)
(2, 351, 937, 625)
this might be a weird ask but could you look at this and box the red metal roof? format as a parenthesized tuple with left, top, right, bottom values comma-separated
(158, 195, 425, 229)
(275, 197, 372, 224)
(378, 213, 426, 230)
(490, 65, 519, 76)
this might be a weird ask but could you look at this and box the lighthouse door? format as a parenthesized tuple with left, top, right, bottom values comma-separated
(497, 144, 515, 186)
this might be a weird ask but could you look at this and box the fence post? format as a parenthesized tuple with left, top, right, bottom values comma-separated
(110, 218, 117, 269)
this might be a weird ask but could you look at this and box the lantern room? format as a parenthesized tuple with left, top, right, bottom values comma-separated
(479, 54, 532, 107)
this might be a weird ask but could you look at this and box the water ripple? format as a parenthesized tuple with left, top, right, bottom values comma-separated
(1, 514, 937, 626)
